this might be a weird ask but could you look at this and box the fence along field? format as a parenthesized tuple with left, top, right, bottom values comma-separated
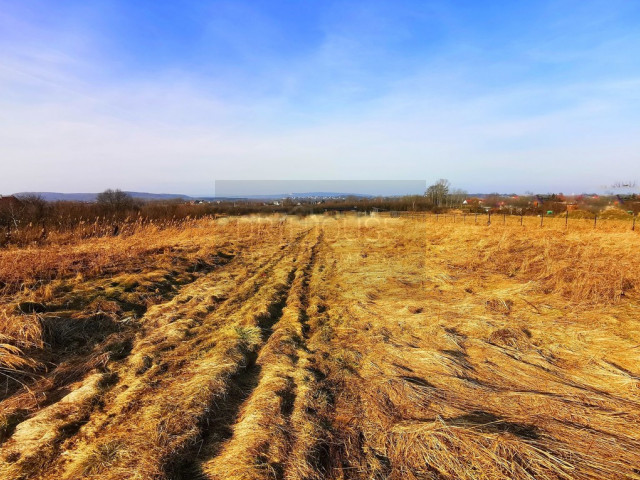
(0, 214, 639, 479)
(382, 210, 639, 230)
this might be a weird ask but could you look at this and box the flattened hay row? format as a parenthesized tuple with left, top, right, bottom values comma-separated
(0, 224, 275, 424)
(0, 217, 300, 406)
(40, 229, 313, 480)
(201, 229, 322, 480)
(0, 373, 107, 479)
(0, 218, 309, 480)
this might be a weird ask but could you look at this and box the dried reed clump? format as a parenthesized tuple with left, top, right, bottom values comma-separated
(0, 308, 43, 376)
(80, 440, 125, 476)
(0, 308, 44, 350)
(485, 298, 514, 314)
(487, 327, 532, 350)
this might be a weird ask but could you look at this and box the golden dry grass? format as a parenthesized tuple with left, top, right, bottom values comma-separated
(0, 214, 639, 479)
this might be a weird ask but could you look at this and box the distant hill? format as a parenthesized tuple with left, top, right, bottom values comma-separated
(11, 191, 375, 202)
(13, 192, 193, 202)
(224, 192, 376, 200)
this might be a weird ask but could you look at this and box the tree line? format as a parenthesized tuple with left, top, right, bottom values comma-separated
(2, 183, 638, 247)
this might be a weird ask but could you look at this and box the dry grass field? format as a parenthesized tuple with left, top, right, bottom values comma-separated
(0, 214, 639, 480)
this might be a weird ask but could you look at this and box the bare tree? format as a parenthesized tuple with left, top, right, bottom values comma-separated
(21, 195, 50, 239)
(0, 196, 23, 245)
(425, 179, 450, 207)
(447, 188, 467, 208)
(96, 189, 135, 210)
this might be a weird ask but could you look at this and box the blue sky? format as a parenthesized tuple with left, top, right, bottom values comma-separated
(1, 0, 639, 195)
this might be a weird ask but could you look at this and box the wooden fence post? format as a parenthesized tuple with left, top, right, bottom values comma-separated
(633, 214, 636, 231)
(594, 215, 597, 229)
(475, 213, 478, 224)
(503, 214, 506, 225)
(565, 210, 569, 228)
(520, 212, 523, 226)
(540, 211, 544, 227)
(488, 212, 491, 225)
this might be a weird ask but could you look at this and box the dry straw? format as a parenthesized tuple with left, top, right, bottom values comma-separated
(0, 215, 638, 479)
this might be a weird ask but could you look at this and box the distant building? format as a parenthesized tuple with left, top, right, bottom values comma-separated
(0, 195, 22, 211)
(532, 195, 557, 207)
(616, 194, 638, 205)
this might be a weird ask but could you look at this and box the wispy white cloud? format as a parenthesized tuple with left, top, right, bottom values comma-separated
(0, 0, 639, 194)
